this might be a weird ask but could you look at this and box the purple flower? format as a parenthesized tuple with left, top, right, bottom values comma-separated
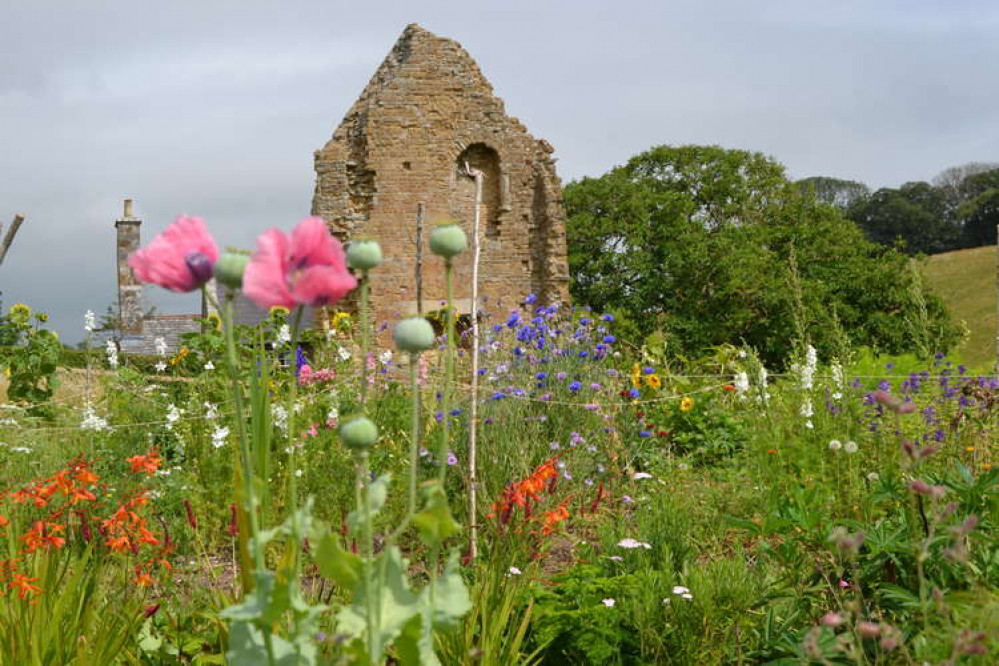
(525, 293, 537, 304)
(557, 372, 568, 381)
(639, 430, 652, 437)
(603, 335, 616, 343)
(601, 313, 614, 322)
(569, 381, 582, 393)
(447, 452, 458, 466)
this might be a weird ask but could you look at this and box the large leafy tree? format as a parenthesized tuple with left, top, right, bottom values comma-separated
(564, 145, 959, 366)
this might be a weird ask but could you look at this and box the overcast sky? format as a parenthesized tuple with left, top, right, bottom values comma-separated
(2, 0, 998, 343)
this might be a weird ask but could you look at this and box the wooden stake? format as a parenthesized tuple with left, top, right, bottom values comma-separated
(465, 163, 484, 560)
(415, 202, 425, 315)
(0, 214, 26, 267)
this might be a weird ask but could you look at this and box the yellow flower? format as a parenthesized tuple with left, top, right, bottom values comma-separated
(630, 363, 642, 389)
(205, 312, 223, 332)
(170, 347, 190, 366)
(330, 311, 353, 333)
(645, 374, 661, 390)
(680, 396, 695, 412)
(965, 447, 975, 453)
(34, 312, 49, 323)
(269, 306, 290, 318)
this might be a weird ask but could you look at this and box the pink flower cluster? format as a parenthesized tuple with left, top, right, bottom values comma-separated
(128, 216, 357, 309)
(298, 365, 337, 386)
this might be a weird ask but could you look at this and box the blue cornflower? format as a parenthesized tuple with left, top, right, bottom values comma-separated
(628, 388, 640, 398)
(603, 335, 616, 343)
(643, 367, 655, 374)
(568, 381, 582, 393)
(525, 293, 537, 304)
(536, 372, 548, 380)
(638, 430, 652, 438)
(601, 313, 614, 322)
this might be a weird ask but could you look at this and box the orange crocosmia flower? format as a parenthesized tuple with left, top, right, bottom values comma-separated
(134, 572, 156, 587)
(74, 467, 99, 486)
(9, 573, 42, 600)
(69, 486, 97, 504)
(107, 535, 133, 553)
(21, 521, 66, 553)
(126, 450, 163, 476)
(0, 515, 8, 528)
(723, 384, 736, 391)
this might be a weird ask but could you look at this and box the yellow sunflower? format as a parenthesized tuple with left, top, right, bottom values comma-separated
(645, 374, 661, 390)
(680, 396, 695, 412)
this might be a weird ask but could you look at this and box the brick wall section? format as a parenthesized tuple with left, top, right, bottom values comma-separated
(311, 23, 570, 327)
(119, 315, 201, 355)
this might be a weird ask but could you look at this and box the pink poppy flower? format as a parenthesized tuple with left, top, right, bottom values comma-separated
(128, 216, 219, 292)
(243, 217, 357, 309)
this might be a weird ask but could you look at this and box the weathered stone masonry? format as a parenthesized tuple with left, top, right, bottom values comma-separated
(311, 24, 570, 325)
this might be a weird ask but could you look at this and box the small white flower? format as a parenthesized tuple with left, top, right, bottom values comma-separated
(165, 404, 183, 431)
(672, 585, 690, 595)
(828, 440, 842, 451)
(379, 350, 393, 364)
(154, 336, 168, 357)
(204, 360, 215, 370)
(294, 469, 304, 478)
(155, 361, 167, 373)
(105, 340, 119, 369)
(276, 325, 291, 345)
(508, 566, 522, 575)
(327, 406, 339, 422)
(337, 346, 351, 361)
(867, 472, 880, 482)
(84, 310, 96, 332)
(10, 446, 32, 453)
(844, 441, 858, 454)
(80, 405, 110, 432)
(681, 593, 693, 600)
(607, 555, 624, 562)
(632, 472, 654, 480)
(204, 402, 219, 420)
(601, 598, 615, 607)
(272, 404, 289, 433)
(618, 538, 652, 550)
(211, 426, 230, 449)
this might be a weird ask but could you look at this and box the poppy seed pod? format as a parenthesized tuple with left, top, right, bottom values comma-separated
(393, 316, 436, 353)
(346, 239, 383, 271)
(214, 252, 250, 289)
(339, 416, 379, 452)
(429, 224, 467, 258)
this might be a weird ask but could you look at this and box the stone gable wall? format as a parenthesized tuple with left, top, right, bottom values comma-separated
(312, 24, 569, 326)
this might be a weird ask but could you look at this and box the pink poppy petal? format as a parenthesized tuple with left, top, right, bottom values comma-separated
(290, 264, 357, 307)
(290, 217, 346, 270)
(243, 228, 295, 309)
(128, 216, 218, 292)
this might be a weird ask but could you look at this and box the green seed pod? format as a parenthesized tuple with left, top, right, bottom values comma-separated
(214, 252, 250, 289)
(346, 239, 383, 271)
(429, 223, 467, 259)
(339, 416, 379, 452)
(393, 316, 436, 353)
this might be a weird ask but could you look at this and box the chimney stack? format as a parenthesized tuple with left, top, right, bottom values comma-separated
(115, 199, 143, 336)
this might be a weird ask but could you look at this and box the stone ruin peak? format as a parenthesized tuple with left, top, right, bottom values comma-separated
(311, 23, 569, 324)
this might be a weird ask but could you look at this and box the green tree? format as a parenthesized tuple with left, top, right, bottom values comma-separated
(846, 182, 961, 255)
(564, 145, 959, 366)
(795, 176, 869, 210)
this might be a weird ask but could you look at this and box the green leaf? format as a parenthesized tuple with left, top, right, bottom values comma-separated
(413, 484, 460, 547)
(336, 545, 420, 659)
(312, 526, 363, 590)
(347, 474, 391, 533)
(138, 618, 163, 653)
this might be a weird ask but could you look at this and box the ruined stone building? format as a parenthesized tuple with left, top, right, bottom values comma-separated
(311, 24, 570, 324)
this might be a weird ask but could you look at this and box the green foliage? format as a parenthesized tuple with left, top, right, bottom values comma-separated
(564, 144, 960, 366)
(1, 304, 61, 411)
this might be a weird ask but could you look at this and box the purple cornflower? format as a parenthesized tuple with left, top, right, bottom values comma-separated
(557, 372, 568, 381)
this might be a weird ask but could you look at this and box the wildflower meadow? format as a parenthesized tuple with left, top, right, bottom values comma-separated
(1, 212, 997, 666)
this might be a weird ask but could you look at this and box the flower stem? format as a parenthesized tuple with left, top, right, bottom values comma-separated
(439, 259, 454, 484)
(360, 271, 371, 406)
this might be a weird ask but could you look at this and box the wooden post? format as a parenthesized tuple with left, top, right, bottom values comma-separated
(0, 214, 26, 267)
(465, 163, 484, 560)
(415, 202, 425, 315)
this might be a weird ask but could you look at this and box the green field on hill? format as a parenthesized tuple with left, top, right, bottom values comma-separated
(922, 244, 996, 370)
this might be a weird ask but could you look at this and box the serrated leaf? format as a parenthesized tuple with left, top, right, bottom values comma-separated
(313, 526, 363, 590)
(413, 484, 460, 547)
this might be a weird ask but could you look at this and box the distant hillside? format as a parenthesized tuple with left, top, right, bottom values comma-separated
(921, 245, 996, 369)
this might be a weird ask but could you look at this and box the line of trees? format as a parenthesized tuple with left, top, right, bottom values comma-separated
(796, 161, 999, 255)
(564, 145, 960, 366)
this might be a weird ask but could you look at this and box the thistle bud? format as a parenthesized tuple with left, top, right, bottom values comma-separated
(214, 252, 250, 289)
(393, 316, 436, 353)
(346, 240, 383, 271)
(339, 416, 379, 452)
(429, 223, 468, 258)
